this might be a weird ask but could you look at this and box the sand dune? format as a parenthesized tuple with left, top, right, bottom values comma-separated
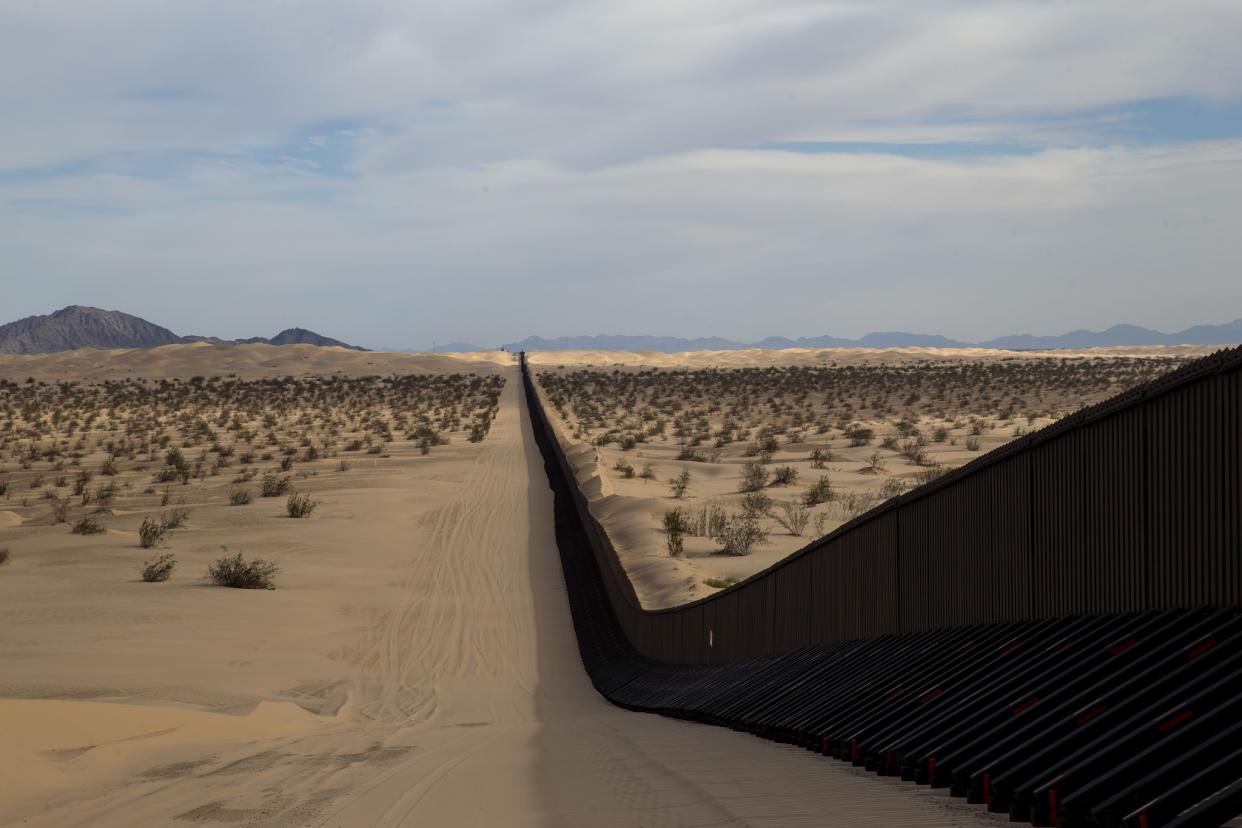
(524, 343, 1224, 369)
(0, 342, 513, 381)
(0, 365, 1003, 827)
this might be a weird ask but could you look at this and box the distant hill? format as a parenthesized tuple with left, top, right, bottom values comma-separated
(0, 306, 183, 355)
(0, 306, 366, 354)
(505, 334, 753, 352)
(240, 328, 363, 350)
(432, 342, 486, 353)
(978, 320, 1242, 350)
(504, 320, 1242, 353)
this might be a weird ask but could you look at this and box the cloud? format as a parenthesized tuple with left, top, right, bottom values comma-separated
(0, 1, 1240, 347)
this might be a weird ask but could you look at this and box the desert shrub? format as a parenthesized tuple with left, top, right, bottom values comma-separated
(832, 490, 882, 520)
(712, 512, 767, 556)
(50, 496, 71, 524)
(740, 490, 772, 517)
(879, 434, 900, 451)
(703, 576, 738, 590)
(662, 509, 686, 557)
(286, 492, 318, 518)
(809, 448, 830, 469)
(895, 418, 919, 437)
(773, 501, 810, 536)
(161, 507, 190, 529)
(771, 466, 799, 486)
(878, 478, 907, 498)
(932, 426, 949, 443)
(138, 516, 166, 549)
(676, 448, 703, 462)
(72, 471, 93, 496)
(738, 461, 769, 493)
(861, 450, 886, 473)
(845, 425, 874, 447)
(71, 515, 105, 535)
(140, 553, 176, 582)
(639, 463, 656, 480)
(0, 480, 7, 498)
(813, 513, 828, 538)
(229, 487, 253, 506)
(685, 502, 727, 538)
(669, 467, 691, 498)
(900, 439, 929, 466)
(261, 473, 292, 497)
(612, 459, 635, 479)
(912, 463, 952, 485)
(206, 548, 278, 589)
(0, 546, 9, 565)
(802, 476, 834, 506)
(965, 436, 981, 451)
(337, 460, 351, 472)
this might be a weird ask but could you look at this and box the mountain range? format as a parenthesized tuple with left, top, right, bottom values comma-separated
(3, 306, 1239, 356)
(0, 306, 365, 355)
(502, 320, 1242, 353)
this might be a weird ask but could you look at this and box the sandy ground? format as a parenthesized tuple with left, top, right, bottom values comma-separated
(0, 358, 1005, 827)
(530, 345, 1225, 608)
(0, 342, 514, 381)
(524, 343, 1224, 369)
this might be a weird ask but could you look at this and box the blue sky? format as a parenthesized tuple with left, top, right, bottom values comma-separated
(2, 1, 1241, 349)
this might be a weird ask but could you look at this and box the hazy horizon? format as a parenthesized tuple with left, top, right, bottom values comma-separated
(3, 2, 1241, 350)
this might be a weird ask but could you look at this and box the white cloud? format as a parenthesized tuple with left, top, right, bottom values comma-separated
(1, 1, 1240, 346)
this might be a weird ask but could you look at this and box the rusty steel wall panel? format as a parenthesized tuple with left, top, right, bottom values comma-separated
(771, 554, 814, 650)
(1147, 370, 1242, 609)
(809, 512, 900, 642)
(1030, 407, 1148, 617)
(898, 455, 1032, 631)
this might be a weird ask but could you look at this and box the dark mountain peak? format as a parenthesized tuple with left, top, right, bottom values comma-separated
(0, 307, 366, 354)
(265, 328, 365, 350)
(0, 305, 183, 355)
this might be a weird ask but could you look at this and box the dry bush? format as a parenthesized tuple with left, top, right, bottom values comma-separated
(228, 486, 253, 505)
(669, 468, 691, 498)
(773, 501, 810, 536)
(738, 461, 769, 493)
(286, 492, 317, 518)
(771, 466, 799, 486)
(802, 476, 834, 506)
(206, 548, 278, 589)
(161, 507, 190, 529)
(140, 552, 176, 582)
(261, 473, 292, 497)
(71, 515, 104, 535)
(712, 512, 767, 556)
(662, 508, 686, 556)
(138, 516, 166, 549)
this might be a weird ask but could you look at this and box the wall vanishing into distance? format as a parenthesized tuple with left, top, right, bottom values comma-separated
(522, 346, 1242, 665)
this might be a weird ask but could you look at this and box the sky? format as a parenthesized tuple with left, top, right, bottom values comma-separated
(2, 1, 1241, 350)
